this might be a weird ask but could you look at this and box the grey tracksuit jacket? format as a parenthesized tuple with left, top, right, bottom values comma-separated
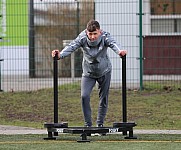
(60, 30, 122, 78)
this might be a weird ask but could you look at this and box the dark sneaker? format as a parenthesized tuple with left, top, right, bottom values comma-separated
(97, 124, 104, 127)
(92, 124, 107, 136)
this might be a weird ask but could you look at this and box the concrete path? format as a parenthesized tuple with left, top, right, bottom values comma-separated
(0, 125, 181, 135)
(0, 125, 46, 135)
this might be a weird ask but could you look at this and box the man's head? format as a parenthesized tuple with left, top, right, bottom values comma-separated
(86, 20, 102, 41)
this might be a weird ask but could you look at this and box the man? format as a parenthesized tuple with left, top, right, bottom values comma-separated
(52, 19, 127, 128)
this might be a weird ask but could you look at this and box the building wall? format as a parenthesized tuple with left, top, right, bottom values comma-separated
(1, 0, 28, 46)
(143, 36, 181, 75)
(0, 0, 28, 75)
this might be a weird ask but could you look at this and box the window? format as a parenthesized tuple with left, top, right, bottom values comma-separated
(144, 0, 181, 35)
(150, 0, 181, 15)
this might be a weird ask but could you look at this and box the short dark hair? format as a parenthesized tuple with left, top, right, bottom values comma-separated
(86, 19, 100, 32)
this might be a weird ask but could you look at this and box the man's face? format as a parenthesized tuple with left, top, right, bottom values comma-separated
(86, 29, 101, 41)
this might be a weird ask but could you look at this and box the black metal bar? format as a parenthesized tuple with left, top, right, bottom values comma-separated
(53, 53, 58, 136)
(44, 54, 138, 141)
(122, 55, 127, 123)
(48, 131, 53, 138)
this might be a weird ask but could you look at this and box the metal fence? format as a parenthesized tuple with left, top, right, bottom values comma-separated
(0, 0, 181, 92)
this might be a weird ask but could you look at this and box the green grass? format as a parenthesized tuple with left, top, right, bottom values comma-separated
(0, 82, 181, 129)
(0, 134, 180, 150)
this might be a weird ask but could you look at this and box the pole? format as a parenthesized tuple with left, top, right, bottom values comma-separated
(76, 1, 80, 35)
(53, 52, 58, 136)
(0, 37, 3, 91)
(0, 59, 3, 92)
(139, 0, 143, 90)
(122, 55, 127, 123)
(29, 0, 35, 77)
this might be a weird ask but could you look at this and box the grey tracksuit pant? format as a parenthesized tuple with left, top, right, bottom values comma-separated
(81, 71, 111, 127)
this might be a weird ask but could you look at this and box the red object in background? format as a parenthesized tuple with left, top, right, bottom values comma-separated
(143, 36, 181, 75)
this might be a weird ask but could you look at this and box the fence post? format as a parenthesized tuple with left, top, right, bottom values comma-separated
(63, 40, 75, 81)
(0, 37, 4, 92)
(0, 59, 3, 92)
(139, 0, 143, 90)
(29, 0, 35, 78)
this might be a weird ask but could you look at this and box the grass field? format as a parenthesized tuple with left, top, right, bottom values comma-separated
(0, 82, 180, 150)
(0, 134, 180, 150)
(0, 82, 180, 129)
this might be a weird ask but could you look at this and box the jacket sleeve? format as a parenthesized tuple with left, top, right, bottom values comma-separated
(104, 32, 122, 55)
(60, 35, 83, 59)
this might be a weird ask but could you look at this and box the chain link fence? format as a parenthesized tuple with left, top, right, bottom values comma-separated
(0, 0, 181, 92)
